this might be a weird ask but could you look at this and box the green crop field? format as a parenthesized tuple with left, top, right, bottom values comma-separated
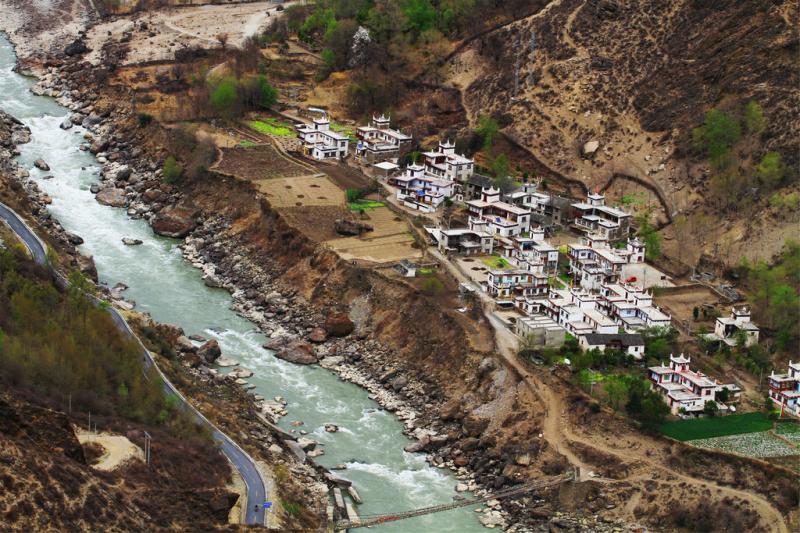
(348, 199, 384, 210)
(659, 412, 772, 441)
(481, 255, 511, 269)
(247, 118, 294, 137)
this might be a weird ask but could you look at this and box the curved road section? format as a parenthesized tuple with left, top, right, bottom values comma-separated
(0, 201, 267, 526)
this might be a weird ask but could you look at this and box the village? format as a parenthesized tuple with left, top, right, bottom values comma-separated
(223, 105, 792, 424)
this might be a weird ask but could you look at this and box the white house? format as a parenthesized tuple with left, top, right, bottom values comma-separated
(571, 192, 632, 241)
(426, 218, 494, 256)
(486, 269, 549, 300)
(355, 114, 412, 162)
(466, 186, 532, 237)
(389, 163, 454, 213)
(297, 115, 349, 160)
(579, 333, 645, 359)
(421, 140, 474, 182)
(704, 307, 760, 347)
(497, 230, 559, 276)
(769, 362, 800, 417)
(648, 354, 741, 415)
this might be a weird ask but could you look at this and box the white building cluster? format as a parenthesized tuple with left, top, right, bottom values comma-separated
(649, 354, 741, 415)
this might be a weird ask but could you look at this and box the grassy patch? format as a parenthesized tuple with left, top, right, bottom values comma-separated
(247, 118, 294, 137)
(660, 412, 772, 441)
(330, 121, 356, 141)
(348, 199, 384, 210)
(417, 267, 434, 275)
(481, 255, 511, 269)
(239, 139, 257, 148)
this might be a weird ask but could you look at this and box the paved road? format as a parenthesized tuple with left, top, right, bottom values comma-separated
(0, 201, 267, 526)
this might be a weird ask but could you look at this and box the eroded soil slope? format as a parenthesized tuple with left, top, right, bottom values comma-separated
(449, 0, 798, 263)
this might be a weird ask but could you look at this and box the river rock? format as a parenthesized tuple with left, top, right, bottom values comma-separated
(122, 237, 143, 245)
(64, 38, 88, 56)
(324, 312, 354, 338)
(176, 335, 197, 352)
(33, 158, 50, 171)
(197, 339, 221, 363)
(324, 424, 339, 433)
(479, 510, 505, 528)
(203, 274, 223, 288)
(462, 414, 490, 437)
(308, 327, 327, 343)
(404, 435, 431, 453)
(59, 117, 73, 130)
(11, 129, 30, 144)
(95, 188, 127, 207)
(75, 255, 98, 282)
(297, 437, 317, 451)
(89, 183, 100, 194)
(230, 367, 254, 379)
(275, 339, 318, 365)
(152, 205, 198, 238)
(65, 231, 84, 245)
(215, 356, 239, 367)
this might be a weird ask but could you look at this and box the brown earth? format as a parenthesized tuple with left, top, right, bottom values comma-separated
(0, 393, 239, 532)
(443, 0, 799, 266)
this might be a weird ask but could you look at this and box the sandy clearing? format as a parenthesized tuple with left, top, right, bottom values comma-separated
(76, 429, 144, 471)
(85, 2, 280, 66)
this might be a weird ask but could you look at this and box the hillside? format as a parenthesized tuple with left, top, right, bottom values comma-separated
(0, 234, 238, 532)
(443, 0, 798, 266)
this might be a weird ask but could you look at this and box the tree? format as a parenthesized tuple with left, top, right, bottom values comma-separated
(743, 101, 766, 134)
(492, 154, 516, 193)
(703, 400, 719, 417)
(209, 77, 238, 117)
(163, 156, 182, 183)
(605, 376, 628, 411)
(216, 33, 229, 49)
(401, 0, 437, 37)
(692, 306, 699, 321)
(716, 387, 730, 404)
(476, 115, 499, 153)
(755, 151, 784, 189)
(241, 75, 278, 109)
(640, 394, 669, 430)
(636, 215, 662, 260)
(692, 108, 741, 169)
(67, 270, 92, 328)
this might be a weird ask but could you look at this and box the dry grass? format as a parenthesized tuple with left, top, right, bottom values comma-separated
(325, 207, 421, 263)
(258, 175, 343, 208)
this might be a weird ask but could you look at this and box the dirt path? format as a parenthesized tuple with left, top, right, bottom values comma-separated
(76, 430, 144, 471)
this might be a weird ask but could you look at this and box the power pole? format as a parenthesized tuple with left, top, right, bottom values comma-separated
(144, 431, 152, 467)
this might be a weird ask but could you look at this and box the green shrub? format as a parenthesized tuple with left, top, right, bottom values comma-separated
(209, 77, 238, 116)
(163, 155, 182, 183)
(137, 112, 153, 128)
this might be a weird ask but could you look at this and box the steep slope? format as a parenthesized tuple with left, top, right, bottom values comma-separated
(447, 0, 798, 264)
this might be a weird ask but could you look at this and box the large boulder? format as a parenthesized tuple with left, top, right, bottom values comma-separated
(197, 339, 221, 363)
(273, 339, 318, 365)
(33, 158, 50, 171)
(75, 255, 98, 283)
(64, 39, 88, 56)
(95, 188, 127, 207)
(462, 414, 490, 437)
(152, 205, 198, 238)
(324, 312, 354, 338)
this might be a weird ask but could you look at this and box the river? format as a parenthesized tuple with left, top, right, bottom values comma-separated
(0, 35, 484, 532)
